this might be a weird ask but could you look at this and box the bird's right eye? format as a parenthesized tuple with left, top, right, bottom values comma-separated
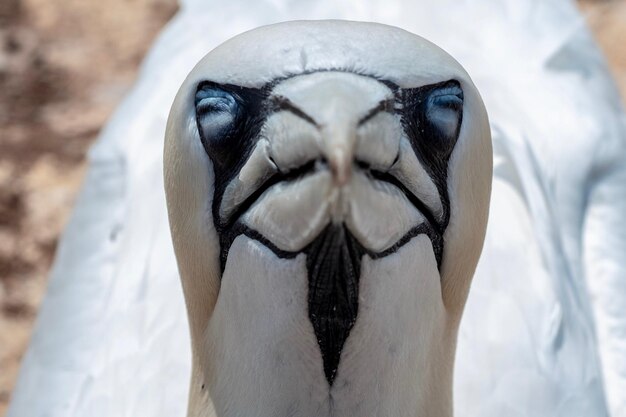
(195, 86, 240, 147)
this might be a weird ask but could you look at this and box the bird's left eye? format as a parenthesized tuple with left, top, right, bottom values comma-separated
(195, 86, 240, 147)
(401, 80, 464, 164)
(425, 85, 463, 139)
(419, 82, 464, 159)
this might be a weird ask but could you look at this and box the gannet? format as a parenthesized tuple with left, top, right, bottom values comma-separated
(8, 1, 626, 416)
(164, 20, 492, 416)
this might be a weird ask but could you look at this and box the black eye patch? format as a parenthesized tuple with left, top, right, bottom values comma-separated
(195, 82, 266, 173)
(404, 80, 463, 161)
(400, 80, 464, 227)
(420, 83, 463, 159)
(195, 84, 244, 170)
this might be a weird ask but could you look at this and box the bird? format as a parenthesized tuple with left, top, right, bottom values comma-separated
(163, 20, 491, 416)
(7, 0, 626, 416)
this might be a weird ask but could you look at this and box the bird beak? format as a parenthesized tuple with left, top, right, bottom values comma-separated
(322, 110, 357, 187)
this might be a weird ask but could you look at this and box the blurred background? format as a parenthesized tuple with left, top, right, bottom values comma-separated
(0, 0, 624, 414)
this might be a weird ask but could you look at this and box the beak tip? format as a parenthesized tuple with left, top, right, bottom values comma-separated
(329, 150, 352, 187)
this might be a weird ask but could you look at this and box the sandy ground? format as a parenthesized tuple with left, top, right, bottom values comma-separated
(0, 0, 178, 413)
(0, 0, 624, 414)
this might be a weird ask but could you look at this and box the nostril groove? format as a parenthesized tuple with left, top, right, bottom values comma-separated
(268, 155, 279, 170)
(391, 153, 400, 167)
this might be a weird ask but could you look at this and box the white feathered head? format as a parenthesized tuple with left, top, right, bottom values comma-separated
(165, 20, 491, 415)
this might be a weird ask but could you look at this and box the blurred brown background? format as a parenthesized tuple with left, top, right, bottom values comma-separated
(0, 0, 178, 412)
(0, 0, 624, 414)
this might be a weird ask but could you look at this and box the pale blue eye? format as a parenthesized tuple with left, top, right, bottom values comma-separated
(429, 85, 463, 108)
(196, 89, 238, 113)
(425, 84, 463, 142)
(195, 87, 239, 146)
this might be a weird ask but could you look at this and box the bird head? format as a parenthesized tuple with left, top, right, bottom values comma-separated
(165, 20, 491, 416)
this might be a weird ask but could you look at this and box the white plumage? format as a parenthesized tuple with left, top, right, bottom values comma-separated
(163, 21, 491, 416)
(8, 0, 626, 416)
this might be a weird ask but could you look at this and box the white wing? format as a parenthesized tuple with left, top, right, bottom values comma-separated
(8, 0, 626, 416)
(452, 4, 626, 415)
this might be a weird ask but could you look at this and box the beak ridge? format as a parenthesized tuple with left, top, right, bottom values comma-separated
(324, 122, 356, 187)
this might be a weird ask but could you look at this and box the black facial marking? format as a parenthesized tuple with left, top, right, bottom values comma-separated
(399, 80, 463, 226)
(195, 82, 269, 241)
(195, 82, 267, 172)
(269, 95, 319, 127)
(195, 74, 463, 387)
(306, 225, 363, 385)
(368, 169, 444, 239)
(357, 98, 395, 126)
(222, 221, 439, 387)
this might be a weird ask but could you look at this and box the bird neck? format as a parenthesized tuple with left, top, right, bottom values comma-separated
(189, 235, 456, 417)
